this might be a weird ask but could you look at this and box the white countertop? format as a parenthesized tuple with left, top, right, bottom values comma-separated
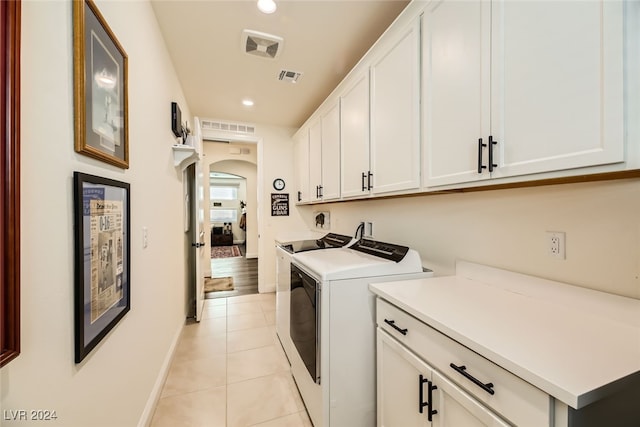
(369, 261, 640, 409)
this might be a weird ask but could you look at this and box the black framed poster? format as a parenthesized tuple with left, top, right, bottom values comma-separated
(73, 172, 130, 363)
(271, 193, 289, 216)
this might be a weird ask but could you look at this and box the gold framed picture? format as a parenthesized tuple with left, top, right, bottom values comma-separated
(73, 0, 129, 168)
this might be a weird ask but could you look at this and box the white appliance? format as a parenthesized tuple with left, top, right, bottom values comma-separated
(289, 239, 433, 427)
(275, 233, 353, 362)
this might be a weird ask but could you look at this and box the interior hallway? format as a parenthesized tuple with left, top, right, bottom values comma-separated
(208, 244, 259, 299)
(149, 292, 312, 427)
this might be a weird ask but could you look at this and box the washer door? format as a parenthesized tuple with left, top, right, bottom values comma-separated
(290, 264, 320, 383)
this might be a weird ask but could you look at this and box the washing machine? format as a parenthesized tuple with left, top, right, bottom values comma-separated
(288, 238, 433, 427)
(275, 233, 353, 362)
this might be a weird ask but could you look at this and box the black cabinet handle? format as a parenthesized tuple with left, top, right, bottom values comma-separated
(488, 135, 497, 172)
(319, 185, 323, 198)
(450, 363, 495, 395)
(418, 374, 429, 414)
(383, 319, 407, 335)
(477, 138, 487, 173)
(297, 191, 302, 202)
(419, 376, 438, 421)
(367, 171, 373, 190)
(427, 380, 438, 421)
(361, 172, 367, 191)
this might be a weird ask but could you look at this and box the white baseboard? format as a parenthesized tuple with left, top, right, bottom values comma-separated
(245, 252, 258, 259)
(259, 281, 276, 294)
(137, 323, 183, 427)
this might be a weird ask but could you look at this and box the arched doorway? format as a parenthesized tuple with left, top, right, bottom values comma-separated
(206, 157, 258, 298)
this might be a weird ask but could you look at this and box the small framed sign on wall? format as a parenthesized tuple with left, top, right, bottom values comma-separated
(271, 193, 289, 216)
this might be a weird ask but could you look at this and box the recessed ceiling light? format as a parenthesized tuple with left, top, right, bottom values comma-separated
(242, 99, 254, 107)
(257, 0, 276, 14)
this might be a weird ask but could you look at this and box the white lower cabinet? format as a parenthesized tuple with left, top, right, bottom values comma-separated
(373, 263, 640, 427)
(378, 328, 430, 427)
(378, 329, 510, 427)
(376, 298, 550, 427)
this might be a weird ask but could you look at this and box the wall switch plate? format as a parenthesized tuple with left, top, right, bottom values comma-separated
(143, 227, 149, 249)
(547, 231, 565, 259)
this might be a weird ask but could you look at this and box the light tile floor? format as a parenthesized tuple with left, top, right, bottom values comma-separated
(150, 293, 312, 427)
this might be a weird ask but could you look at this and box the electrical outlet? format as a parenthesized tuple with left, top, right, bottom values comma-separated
(358, 220, 374, 238)
(364, 221, 374, 238)
(547, 231, 565, 259)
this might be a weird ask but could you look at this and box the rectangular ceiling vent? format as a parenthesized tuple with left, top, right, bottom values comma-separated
(201, 119, 256, 135)
(242, 29, 283, 59)
(278, 69, 303, 84)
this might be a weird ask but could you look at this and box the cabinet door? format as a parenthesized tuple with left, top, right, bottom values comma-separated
(308, 120, 323, 202)
(294, 131, 310, 203)
(371, 17, 421, 194)
(378, 329, 431, 427)
(378, 329, 513, 427)
(341, 73, 371, 199)
(321, 103, 341, 201)
(422, 0, 491, 187)
(490, 0, 624, 179)
(431, 370, 511, 427)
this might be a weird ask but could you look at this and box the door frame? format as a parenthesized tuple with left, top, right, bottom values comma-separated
(195, 127, 263, 294)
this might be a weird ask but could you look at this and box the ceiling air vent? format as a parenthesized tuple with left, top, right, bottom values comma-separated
(242, 29, 283, 59)
(278, 69, 303, 84)
(201, 119, 256, 136)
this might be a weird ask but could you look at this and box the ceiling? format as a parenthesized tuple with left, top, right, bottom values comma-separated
(150, 0, 410, 130)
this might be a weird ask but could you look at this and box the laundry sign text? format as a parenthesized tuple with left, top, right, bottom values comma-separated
(271, 193, 289, 216)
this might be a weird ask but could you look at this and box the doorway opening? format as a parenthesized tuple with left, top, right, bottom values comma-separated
(206, 159, 258, 298)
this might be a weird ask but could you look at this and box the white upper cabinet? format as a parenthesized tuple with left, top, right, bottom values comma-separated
(294, 131, 310, 203)
(422, 0, 491, 187)
(320, 102, 341, 201)
(295, 0, 632, 202)
(340, 72, 371, 199)
(303, 103, 341, 203)
(491, 0, 624, 178)
(370, 17, 421, 194)
(309, 120, 323, 202)
(423, 0, 625, 188)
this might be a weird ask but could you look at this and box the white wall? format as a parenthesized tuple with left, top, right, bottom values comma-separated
(1, 1, 191, 426)
(298, 178, 640, 299)
(257, 125, 308, 293)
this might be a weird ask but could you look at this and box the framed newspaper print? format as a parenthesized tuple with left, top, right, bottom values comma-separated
(73, 172, 130, 363)
(73, 0, 129, 168)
